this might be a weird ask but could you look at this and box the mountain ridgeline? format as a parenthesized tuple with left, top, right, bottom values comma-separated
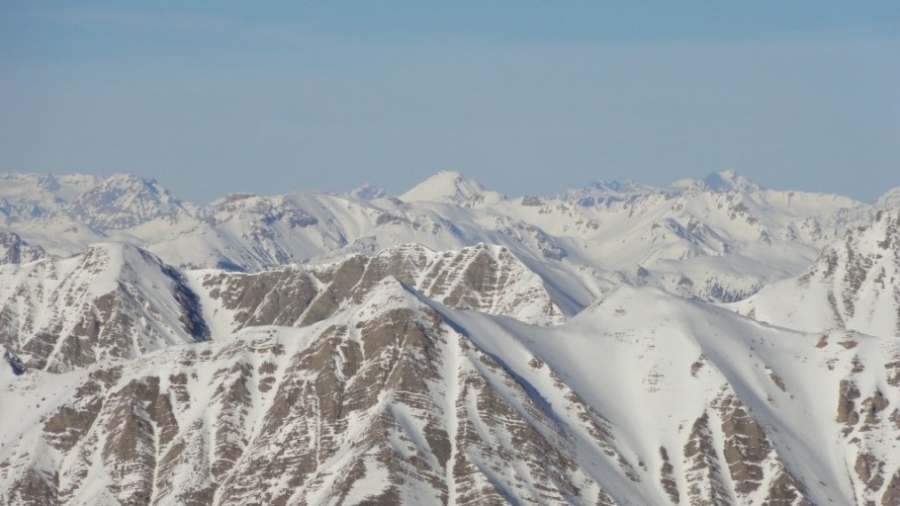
(1, 170, 900, 506)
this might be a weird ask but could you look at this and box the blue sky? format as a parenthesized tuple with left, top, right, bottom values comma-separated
(2, 2, 899, 203)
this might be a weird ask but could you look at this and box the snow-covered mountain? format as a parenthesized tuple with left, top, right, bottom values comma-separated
(400, 170, 506, 207)
(0, 239, 567, 375)
(0, 231, 45, 264)
(0, 243, 208, 372)
(2, 280, 898, 505)
(730, 208, 900, 337)
(0, 170, 877, 304)
(67, 173, 197, 230)
(0, 173, 101, 223)
(877, 188, 900, 210)
(342, 182, 388, 201)
(2, 170, 900, 505)
(190, 242, 566, 335)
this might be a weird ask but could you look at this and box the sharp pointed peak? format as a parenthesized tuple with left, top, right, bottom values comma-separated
(400, 171, 503, 204)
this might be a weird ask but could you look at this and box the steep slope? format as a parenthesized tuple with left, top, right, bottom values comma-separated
(0, 170, 873, 305)
(0, 173, 108, 256)
(0, 280, 605, 506)
(0, 239, 567, 375)
(731, 209, 900, 337)
(2, 169, 899, 506)
(148, 192, 342, 269)
(3, 283, 899, 505)
(0, 173, 100, 224)
(67, 173, 198, 231)
(441, 285, 900, 505)
(190, 242, 566, 336)
(0, 243, 209, 372)
(400, 171, 505, 207)
(146, 190, 603, 313)
(876, 187, 900, 210)
(342, 183, 388, 201)
(0, 231, 46, 264)
(501, 171, 868, 302)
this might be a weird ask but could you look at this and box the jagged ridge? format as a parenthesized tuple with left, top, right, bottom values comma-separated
(733, 208, 900, 337)
(2, 282, 899, 505)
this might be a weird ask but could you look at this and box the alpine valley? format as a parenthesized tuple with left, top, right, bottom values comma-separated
(2, 170, 900, 506)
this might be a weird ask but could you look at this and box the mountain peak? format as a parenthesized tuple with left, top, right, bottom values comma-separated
(68, 173, 191, 230)
(344, 182, 388, 201)
(733, 208, 900, 336)
(78, 242, 162, 292)
(558, 179, 654, 206)
(400, 171, 504, 205)
(876, 187, 900, 209)
(585, 179, 641, 193)
(674, 170, 762, 194)
(0, 172, 101, 221)
(351, 276, 425, 319)
(0, 231, 45, 264)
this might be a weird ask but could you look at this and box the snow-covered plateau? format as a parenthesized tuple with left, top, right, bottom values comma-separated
(2, 170, 900, 505)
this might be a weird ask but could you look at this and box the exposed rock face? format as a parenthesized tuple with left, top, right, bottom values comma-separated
(2, 172, 900, 505)
(0, 243, 208, 372)
(210, 193, 319, 230)
(734, 209, 900, 337)
(2, 281, 899, 505)
(67, 173, 195, 230)
(719, 393, 771, 495)
(194, 243, 566, 331)
(0, 240, 562, 369)
(0, 283, 616, 505)
(0, 170, 874, 303)
(0, 231, 45, 264)
(683, 411, 732, 506)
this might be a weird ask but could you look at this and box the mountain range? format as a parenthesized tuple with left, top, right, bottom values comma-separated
(1, 170, 899, 505)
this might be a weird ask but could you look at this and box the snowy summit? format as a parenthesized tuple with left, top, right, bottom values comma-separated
(0, 169, 898, 505)
(400, 170, 505, 206)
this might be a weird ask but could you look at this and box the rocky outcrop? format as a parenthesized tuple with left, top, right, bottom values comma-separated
(4, 281, 899, 505)
(0, 283, 609, 505)
(67, 174, 195, 230)
(0, 243, 208, 372)
(195, 243, 565, 330)
(0, 231, 45, 264)
(735, 209, 900, 337)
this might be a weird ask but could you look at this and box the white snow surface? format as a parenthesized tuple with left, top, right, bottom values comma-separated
(399, 170, 505, 206)
(0, 170, 878, 306)
(2, 280, 899, 505)
(1, 170, 900, 505)
(730, 208, 900, 337)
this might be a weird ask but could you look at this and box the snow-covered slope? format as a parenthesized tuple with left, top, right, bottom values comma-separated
(731, 209, 900, 337)
(501, 172, 868, 302)
(0, 170, 872, 304)
(400, 170, 505, 207)
(876, 187, 900, 210)
(0, 231, 45, 264)
(0, 172, 100, 223)
(342, 182, 388, 201)
(0, 239, 567, 374)
(1, 169, 898, 505)
(0, 243, 208, 372)
(189, 242, 566, 337)
(2, 282, 898, 505)
(67, 173, 197, 230)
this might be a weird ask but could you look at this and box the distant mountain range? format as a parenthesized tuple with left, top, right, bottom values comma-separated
(2, 170, 899, 505)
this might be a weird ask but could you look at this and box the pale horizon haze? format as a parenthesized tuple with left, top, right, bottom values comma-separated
(2, 2, 898, 203)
